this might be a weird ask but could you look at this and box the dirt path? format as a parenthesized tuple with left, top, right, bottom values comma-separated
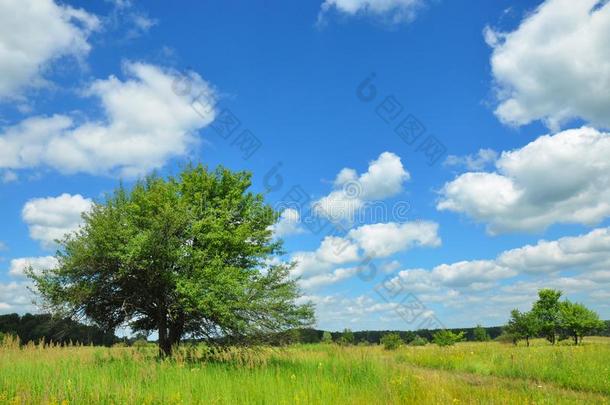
(404, 364, 610, 404)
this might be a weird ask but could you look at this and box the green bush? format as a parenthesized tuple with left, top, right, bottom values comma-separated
(473, 324, 490, 342)
(409, 335, 428, 346)
(132, 338, 149, 349)
(321, 331, 333, 344)
(432, 330, 465, 347)
(338, 329, 355, 346)
(380, 333, 403, 350)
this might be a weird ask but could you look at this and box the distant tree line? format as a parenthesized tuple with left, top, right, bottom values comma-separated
(272, 325, 504, 346)
(0, 313, 117, 346)
(3, 290, 607, 348)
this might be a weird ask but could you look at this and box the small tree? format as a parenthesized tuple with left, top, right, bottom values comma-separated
(432, 330, 465, 346)
(531, 289, 562, 344)
(321, 331, 333, 344)
(409, 335, 427, 346)
(559, 301, 605, 345)
(338, 328, 355, 346)
(380, 333, 403, 350)
(505, 309, 539, 347)
(473, 324, 490, 342)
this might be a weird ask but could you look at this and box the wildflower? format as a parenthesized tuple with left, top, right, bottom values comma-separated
(290, 374, 296, 381)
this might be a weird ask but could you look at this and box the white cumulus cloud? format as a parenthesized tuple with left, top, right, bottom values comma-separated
(347, 221, 440, 258)
(0, 0, 99, 99)
(271, 208, 304, 238)
(487, 0, 610, 129)
(0, 62, 216, 177)
(314, 152, 409, 221)
(9, 256, 58, 277)
(22, 193, 93, 249)
(438, 127, 610, 233)
(292, 220, 440, 288)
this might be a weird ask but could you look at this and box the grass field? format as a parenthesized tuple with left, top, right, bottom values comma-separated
(1, 337, 609, 404)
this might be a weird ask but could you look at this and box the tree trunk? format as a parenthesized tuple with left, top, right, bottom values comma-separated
(526, 336, 530, 347)
(158, 313, 172, 357)
(168, 315, 185, 350)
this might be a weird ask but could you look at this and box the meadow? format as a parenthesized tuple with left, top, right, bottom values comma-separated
(1, 337, 609, 404)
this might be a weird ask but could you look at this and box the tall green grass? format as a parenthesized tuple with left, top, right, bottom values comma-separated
(1, 337, 609, 404)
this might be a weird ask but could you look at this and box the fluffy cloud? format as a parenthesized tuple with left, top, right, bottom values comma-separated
(0, 0, 99, 99)
(486, 0, 610, 129)
(8, 256, 58, 277)
(319, 0, 424, 24)
(271, 209, 304, 238)
(298, 267, 362, 290)
(292, 235, 361, 278)
(297, 228, 610, 328)
(22, 193, 93, 249)
(292, 220, 440, 288)
(0, 281, 37, 314)
(392, 226, 610, 294)
(438, 127, 610, 233)
(314, 152, 409, 221)
(0, 62, 216, 177)
(297, 293, 414, 330)
(497, 227, 610, 274)
(348, 221, 440, 258)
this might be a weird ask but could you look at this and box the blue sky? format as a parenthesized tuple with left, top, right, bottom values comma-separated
(1, 0, 610, 331)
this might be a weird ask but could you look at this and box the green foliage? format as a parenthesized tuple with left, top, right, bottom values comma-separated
(432, 330, 465, 346)
(473, 324, 490, 342)
(357, 339, 371, 346)
(132, 338, 149, 349)
(321, 331, 333, 344)
(559, 300, 605, 345)
(494, 331, 516, 344)
(504, 289, 604, 347)
(505, 309, 540, 346)
(380, 333, 403, 350)
(409, 335, 428, 346)
(0, 313, 116, 346)
(29, 165, 314, 356)
(338, 329, 355, 346)
(531, 289, 563, 344)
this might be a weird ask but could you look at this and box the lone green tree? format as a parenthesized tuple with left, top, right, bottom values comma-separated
(29, 165, 314, 356)
(380, 332, 403, 350)
(531, 289, 562, 344)
(473, 324, 490, 342)
(338, 328, 355, 346)
(559, 301, 605, 345)
(505, 309, 539, 346)
(321, 331, 333, 344)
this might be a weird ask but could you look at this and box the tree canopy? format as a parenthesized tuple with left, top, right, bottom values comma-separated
(505, 289, 604, 346)
(29, 165, 314, 356)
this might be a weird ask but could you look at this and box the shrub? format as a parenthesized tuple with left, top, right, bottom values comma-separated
(321, 331, 333, 344)
(409, 335, 428, 346)
(432, 330, 465, 346)
(380, 333, 403, 350)
(495, 331, 517, 345)
(132, 338, 149, 349)
(473, 324, 490, 342)
(338, 329, 355, 346)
